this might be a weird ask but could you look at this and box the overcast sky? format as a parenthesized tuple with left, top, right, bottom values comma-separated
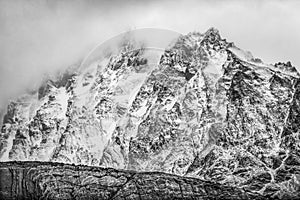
(0, 0, 300, 107)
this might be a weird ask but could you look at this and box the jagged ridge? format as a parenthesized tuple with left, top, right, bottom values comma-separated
(0, 28, 300, 199)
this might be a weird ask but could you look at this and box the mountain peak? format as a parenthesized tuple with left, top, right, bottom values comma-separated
(205, 27, 220, 36)
(1, 28, 300, 199)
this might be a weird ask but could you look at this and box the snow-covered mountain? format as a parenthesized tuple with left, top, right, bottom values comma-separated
(0, 28, 299, 199)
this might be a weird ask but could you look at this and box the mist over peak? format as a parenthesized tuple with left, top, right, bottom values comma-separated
(1, 0, 300, 111)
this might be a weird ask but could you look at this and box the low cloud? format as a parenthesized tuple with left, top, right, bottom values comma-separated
(0, 0, 299, 109)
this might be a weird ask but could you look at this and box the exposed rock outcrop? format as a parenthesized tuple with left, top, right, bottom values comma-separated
(0, 161, 264, 200)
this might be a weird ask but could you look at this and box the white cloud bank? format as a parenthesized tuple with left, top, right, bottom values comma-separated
(0, 0, 299, 108)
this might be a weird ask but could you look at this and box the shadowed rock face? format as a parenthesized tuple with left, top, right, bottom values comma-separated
(1, 28, 300, 199)
(0, 161, 264, 200)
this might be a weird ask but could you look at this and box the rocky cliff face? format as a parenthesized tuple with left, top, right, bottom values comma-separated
(0, 28, 300, 199)
(0, 161, 264, 200)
